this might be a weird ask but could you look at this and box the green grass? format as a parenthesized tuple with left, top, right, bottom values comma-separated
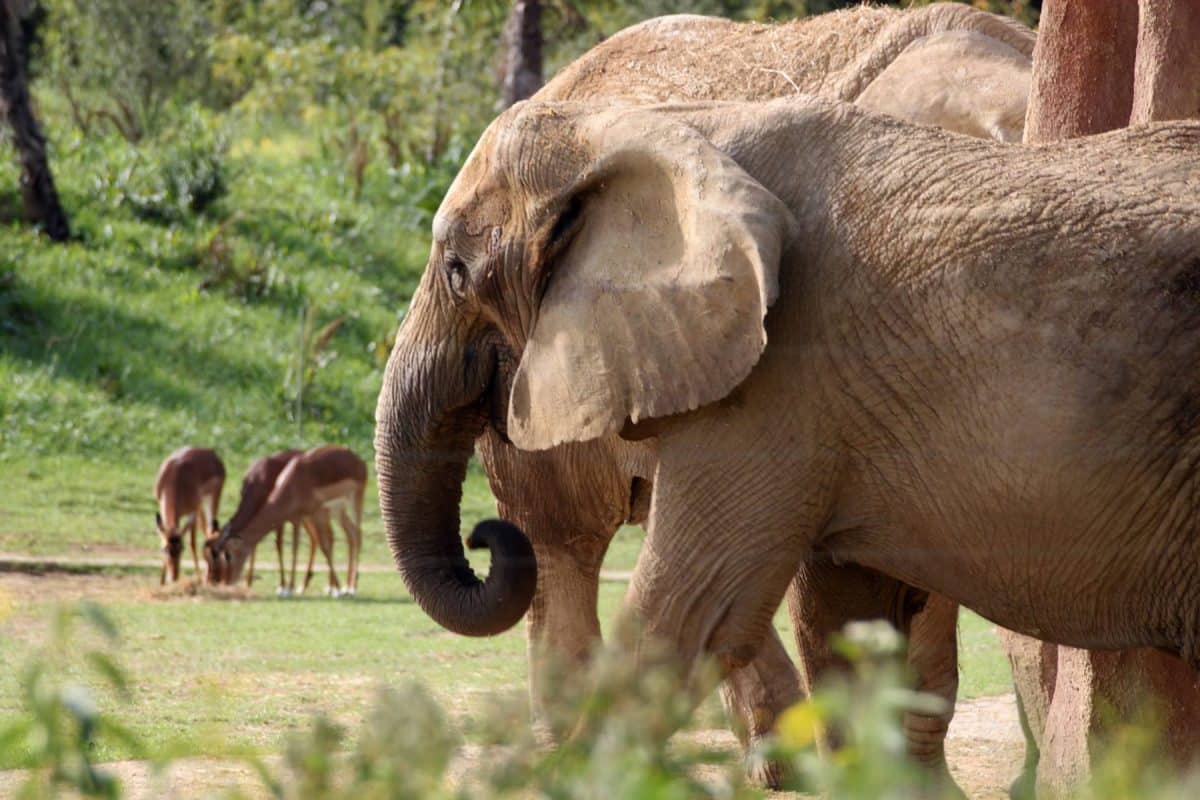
(0, 563, 1006, 769)
(0, 113, 428, 472)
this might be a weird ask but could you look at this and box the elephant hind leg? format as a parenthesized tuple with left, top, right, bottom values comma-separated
(902, 591, 962, 793)
(718, 626, 803, 790)
(787, 558, 964, 796)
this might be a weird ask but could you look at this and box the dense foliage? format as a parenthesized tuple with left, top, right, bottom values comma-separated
(0, 0, 1038, 468)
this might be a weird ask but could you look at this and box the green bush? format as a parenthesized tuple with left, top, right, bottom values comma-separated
(0, 604, 142, 799)
(40, 0, 214, 141)
(105, 107, 230, 223)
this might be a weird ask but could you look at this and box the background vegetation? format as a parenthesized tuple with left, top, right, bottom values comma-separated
(0, 1, 1039, 559)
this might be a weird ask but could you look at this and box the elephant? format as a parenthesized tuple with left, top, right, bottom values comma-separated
(1001, 4, 1200, 796)
(375, 3, 1034, 789)
(376, 85, 1200, 762)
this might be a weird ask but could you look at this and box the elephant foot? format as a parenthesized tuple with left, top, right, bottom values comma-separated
(744, 736, 786, 790)
(1008, 768, 1037, 800)
(918, 761, 967, 800)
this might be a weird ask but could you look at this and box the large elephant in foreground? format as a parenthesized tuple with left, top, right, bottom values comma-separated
(379, 84, 1200, 741)
(376, 2, 1032, 788)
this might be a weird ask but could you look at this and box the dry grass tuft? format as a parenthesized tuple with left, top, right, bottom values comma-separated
(145, 580, 256, 602)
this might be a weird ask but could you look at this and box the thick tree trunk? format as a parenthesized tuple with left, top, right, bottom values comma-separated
(1024, 0, 1138, 143)
(500, 0, 542, 109)
(1027, 0, 1200, 139)
(0, 0, 68, 241)
(1131, 0, 1200, 122)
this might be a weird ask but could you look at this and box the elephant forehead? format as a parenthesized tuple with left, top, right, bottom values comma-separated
(433, 185, 512, 250)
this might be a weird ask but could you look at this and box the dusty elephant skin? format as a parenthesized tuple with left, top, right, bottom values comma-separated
(1003, 3, 1200, 796)
(374, 3, 1033, 789)
(377, 90, 1200, 755)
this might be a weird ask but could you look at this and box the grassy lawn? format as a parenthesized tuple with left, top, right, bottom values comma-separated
(0, 557, 1007, 769)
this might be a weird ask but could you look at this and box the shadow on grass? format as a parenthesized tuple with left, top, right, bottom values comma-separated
(271, 595, 413, 606)
(0, 272, 273, 411)
(227, 205, 421, 305)
(150, 588, 416, 606)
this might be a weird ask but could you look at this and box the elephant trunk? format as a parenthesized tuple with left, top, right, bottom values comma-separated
(374, 318, 536, 637)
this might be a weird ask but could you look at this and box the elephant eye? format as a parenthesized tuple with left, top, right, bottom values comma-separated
(444, 255, 469, 299)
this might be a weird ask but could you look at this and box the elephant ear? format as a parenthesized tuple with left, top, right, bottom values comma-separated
(507, 108, 793, 451)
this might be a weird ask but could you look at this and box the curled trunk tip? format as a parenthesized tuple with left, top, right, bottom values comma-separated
(465, 518, 538, 633)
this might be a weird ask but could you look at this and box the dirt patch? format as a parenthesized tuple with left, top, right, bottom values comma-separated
(146, 580, 256, 602)
(948, 694, 1025, 799)
(0, 757, 277, 800)
(0, 570, 259, 606)
(0, 570, 145, 604)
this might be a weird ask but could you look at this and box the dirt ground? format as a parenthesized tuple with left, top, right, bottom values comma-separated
(0, 570, 1026, 798)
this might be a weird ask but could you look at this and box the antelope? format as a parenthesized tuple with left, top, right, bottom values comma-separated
(154, 447, 225, 584)
(213, 449, 319, 596)
(208, 445, 365, 596)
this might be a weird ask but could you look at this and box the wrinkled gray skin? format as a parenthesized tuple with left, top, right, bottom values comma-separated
(386, 87, 1200, 753)
(375, 4, 1032, 790)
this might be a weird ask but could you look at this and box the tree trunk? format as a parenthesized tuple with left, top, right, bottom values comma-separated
(1024, 0, 1138, 144)
(1131, 0, 1200, 122)
(0, 0, 68, 241)
(501, 0, 542, 109)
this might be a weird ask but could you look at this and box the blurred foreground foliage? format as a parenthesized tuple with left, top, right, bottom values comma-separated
(2, 608, 1197, 800)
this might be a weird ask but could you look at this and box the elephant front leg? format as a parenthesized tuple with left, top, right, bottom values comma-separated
(526, 539, 606, 740)
(719, 627, 803, 789)
(623, 429, 828, 703)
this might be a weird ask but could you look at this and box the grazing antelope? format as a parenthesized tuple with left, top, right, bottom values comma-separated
(154, 447, 225, 584)
(212, 449, 318, 596)
(208, 445, 365, 596)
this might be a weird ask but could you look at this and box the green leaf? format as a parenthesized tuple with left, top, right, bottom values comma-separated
(78, 603, 120, 642)
(85, 652, 130, 699)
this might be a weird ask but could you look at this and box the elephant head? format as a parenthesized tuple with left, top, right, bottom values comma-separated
(375, 101, 793, 636)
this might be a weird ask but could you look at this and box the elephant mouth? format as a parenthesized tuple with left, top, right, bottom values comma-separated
(482, 340, 517, 444)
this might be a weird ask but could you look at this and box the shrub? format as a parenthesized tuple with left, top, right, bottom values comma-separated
(0, 604, 142, 799)
(7, 609, 1200, 799)
(41, 0, 214, 141)
(107, 107, 229, 223)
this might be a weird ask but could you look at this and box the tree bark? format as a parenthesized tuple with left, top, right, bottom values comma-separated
(0, 0, 68, 241)
(501, 0, 542, 109)
(1131, 0, 1200, 123)
(1024, 0, 1138, 143)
